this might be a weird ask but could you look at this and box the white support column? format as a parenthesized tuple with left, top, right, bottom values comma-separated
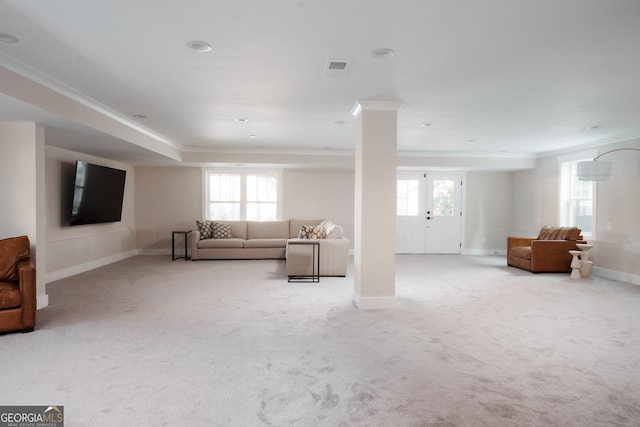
(0, 122, 47, 308)
(351, 100, 402, 309)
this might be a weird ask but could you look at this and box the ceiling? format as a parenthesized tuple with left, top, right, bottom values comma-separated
(1, 0, 640, 167)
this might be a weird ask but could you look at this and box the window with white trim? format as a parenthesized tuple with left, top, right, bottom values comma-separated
(560, 159, 594, 238)
(397, 179, 420, 216)
(204, 169, 281, 221)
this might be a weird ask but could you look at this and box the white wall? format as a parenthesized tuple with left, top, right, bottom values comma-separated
(135, 166, 202, 253)
(0, 122, 46, 305)
(0, 123, 38, 239)
(464, 171, 513, 254)
(45, 146, 137, 281)
(512, 155, 560, 236)
(282, 169, 355, 243)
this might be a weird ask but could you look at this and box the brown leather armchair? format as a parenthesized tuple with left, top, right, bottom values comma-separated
(507, 226, 585, 273)
(0, 236, 36, 334)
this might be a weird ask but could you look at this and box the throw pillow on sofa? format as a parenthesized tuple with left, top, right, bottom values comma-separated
(318, 220, 344, 239)
(298, 225, 327, 239)
(196, 220, 214, 240)
(212, 222, 232, 239)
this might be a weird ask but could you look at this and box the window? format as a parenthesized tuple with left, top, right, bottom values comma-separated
(432, 179, 456, 216)
(560, 159, 594, 238)
(246, 173, 278, 221)
(397, 179, 420, 216)
(204, 170, 281, 221)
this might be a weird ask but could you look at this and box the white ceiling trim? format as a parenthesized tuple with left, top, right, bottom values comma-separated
(351, 100, 404, 117)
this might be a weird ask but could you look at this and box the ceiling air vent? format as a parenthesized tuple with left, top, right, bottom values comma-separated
(324, 59, 351, 78)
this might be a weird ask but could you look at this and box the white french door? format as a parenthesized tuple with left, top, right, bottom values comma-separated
(425, 174, 463, 253)
(396, 173, 426, 253)
(396, 173, 463, 254)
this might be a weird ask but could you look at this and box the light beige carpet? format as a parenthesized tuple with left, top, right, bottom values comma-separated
(1, 255, 639, 426)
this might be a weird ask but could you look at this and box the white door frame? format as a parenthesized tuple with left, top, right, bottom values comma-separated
(396, 170, 466, 254)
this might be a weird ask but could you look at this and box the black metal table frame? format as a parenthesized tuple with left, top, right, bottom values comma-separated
(287, 241, 320, 283)
(172, 230, 192, 261)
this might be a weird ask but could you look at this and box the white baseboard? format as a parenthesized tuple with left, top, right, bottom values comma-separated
(138, 248, 171, 256)
(352, 292, 397, 310)
(394, 250, 507, 256)
(461, 249, 507, 256)
(45, 249, 140, 283)
(37, 294, 48, 310)
(592, 266, 640, 286)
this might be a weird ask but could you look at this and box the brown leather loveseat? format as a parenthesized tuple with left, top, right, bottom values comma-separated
(0, 236, 36, 334)
(507, 226, 585, 273)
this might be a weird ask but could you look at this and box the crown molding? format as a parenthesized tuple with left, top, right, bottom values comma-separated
(351, 99, 404, 117)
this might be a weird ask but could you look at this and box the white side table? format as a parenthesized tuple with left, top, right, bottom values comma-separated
(576, 243, 593, 260)
(576, 243, 594, 278)
(569, 250, 582, 279)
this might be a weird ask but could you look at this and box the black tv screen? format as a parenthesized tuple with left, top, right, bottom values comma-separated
(70, 161, 127, 226)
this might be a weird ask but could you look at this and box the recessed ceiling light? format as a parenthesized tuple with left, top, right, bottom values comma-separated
(333, 120, 346, 125)
(421, 123, 433, 127)
(0, 32, 19, 43)
(132, 114, 147, 119)
(234, 118, 249, 123)
(249, 134, 257, 138)
(186, 40, 212, 52)
(372, 48, 395, 59)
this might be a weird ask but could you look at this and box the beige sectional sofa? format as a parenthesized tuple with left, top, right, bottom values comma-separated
(190, 219, 349, 277)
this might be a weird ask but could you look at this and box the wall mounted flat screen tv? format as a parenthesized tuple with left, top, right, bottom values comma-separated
(70, 161, 127, 226)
